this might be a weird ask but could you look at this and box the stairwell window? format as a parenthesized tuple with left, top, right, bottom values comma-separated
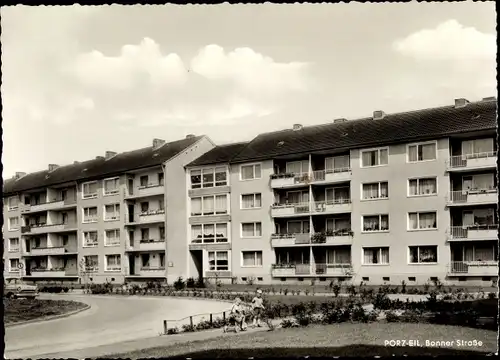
(103, 177, 120, 196)
(242, 251, 263, 267)
(362, 182, 389, 200)
(191, 223, 228, 243)
(208, 251, 229, 271)
(191, 195, 227, 216)
(105, 254, 121, 271)
(240, 163, 261, 181)
(8, 217, 19, 231)
(361, 148, 389, 167)
(407, 141, 437, 162)
(8, 196, 19, 211)
(83, 231, 98, 247)
(82, 181, 98, 199)
(408, 212, 437, 230)
(362, 215, 389, 232)
(408, 177, 437, 196)
(409, 246, 438, 264)
(241, 222, 262, 238)
(105, 229, 120, 246)
(241, 193, 262, 209)
(83, 207, 98, 223)
(104, 204, 120, 221)
(363, 247, 389, 265)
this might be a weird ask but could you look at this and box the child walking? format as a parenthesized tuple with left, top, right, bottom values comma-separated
(251, 289, 265, 328)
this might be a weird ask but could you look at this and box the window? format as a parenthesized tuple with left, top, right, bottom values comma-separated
(362, 182, 389, 200)
(325, 155, 350, 171)
(242, 222, 262, 238)
(325, 187, 350, 204)
(9, 258, 20, 272)
(83, 231, 98, 247)
(462, 174, 495, 191)
(362, 215, 389, 232)
(463, 244, 497, 261)
(83, 207, 98, 223)
(105, 254, 121, 271)
(141, 202, 149, 213)
(208, 251, 229, 270)
(105, 229, 120, 246)
(103, 178, 119, 195)
(463, 208, 495, 226)
(159, 253, 165, 268)
(409, 246, 438, 263)
(190, 167, 228, 189)
(361, 148, 388, 167)
(158, 173, 164, 186)
(241, 193, 262, 209)
(242, 251, 263, 267)
(408, 212, 437, 230)
(8, 217, 19, 231)
(141, 254, 150, 268)
(191, 195, 227, 216)
(286, 160, 309, 174)
(8, 196, 19, 211)
(159, 226, 165, 240)
(9, 238, 19, 252)
(326, 247, 351, 264)
(363, 247, 390, 265)
(462, 138, 494, 156)
(240, 164, 262, 180)
(408, 142, 437, 162)
(326, 217, 351, 232)
(287, 220, 310, 234)
(190, 170, 202, 189)
(191, 223, 228, 243)
(141, 228, 150, 241)
(82, 181, 98, 199)
(62, 235, 69, 246)
(104, 204, 120, 221)
(286, 190, 309, 204)
(140, 175, 149, 187)
(408, 178, 437, 196)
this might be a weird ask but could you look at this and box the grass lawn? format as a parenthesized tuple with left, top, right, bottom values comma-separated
(110, 323, 497, 358)
(4, 298, 88, 324)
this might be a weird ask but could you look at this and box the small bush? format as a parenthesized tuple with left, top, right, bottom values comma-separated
(182, 324, 196, 332)
(186, 277, 196, 289)
(280, 319, 295, 328)
(332, 284, 341, 297)
(166, 327, 179, 335)
(174, 277, 185, 291)
(385, 310, 400, 323)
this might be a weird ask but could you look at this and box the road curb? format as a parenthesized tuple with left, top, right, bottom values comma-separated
(5, 303, 91, 328)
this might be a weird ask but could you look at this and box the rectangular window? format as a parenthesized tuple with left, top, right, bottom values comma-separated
(462, 138, 494, 156)
(362, 182, 389, 200)
(84, 255, 99, 271)
(326, 247, 351, 264)
(408, 212, 437, 230)
(361, 148, 389, 167)
(190, 170, 202, 189)
(140, 175, 149, 187)
(242, 251, 263, 267)
(158, 199, 164, 211)
(159, 226, 165, 240)
(105, 229, 120, 246)
(191, 223, 228, 243)
(8, 217, 19, 231)
(325, 187, 350, 203)
(9, 258, 20, 272)
(103, 178, 120, 195)
(9, 238, 20, 252)
(363, 247, 390, 265)
(325, 155, 350, 171)
(104, 204, 120, 221)
(8, 196, 19, 211)
(158, 172, 164, 186)
(408, 177, 437, 196)
(241, 222, 262, 238)
(202, 168, 215, 188)
(105, 254, 121, 271)
(409, 246, 438, 264)
(408, 142, 437, 162)
(190, 167, 228, 189)
(286, 190, 309, 204)
(241, 193, 262, 209)
(159, 253, 165, 268)
(83, 207, 98, 223)
(463, 208, 495, 226)
(191, 195, 227, 216)
(240, 164, 262, 180)
(286, 160, 309, 174)
(326, 217, 351, 232)
(141, 253, 150, 268)
(141, 228, 150, 241)
(83, 231, 98, 247)
(140, 202, 149, 213)
(287, 220, 310, 234)
(208, 251, 229, 271)
(463, 174, 495, 191)
(215, 167, 227, 186)
(362, 214, 389, 232)
(82, 181, 98, 199)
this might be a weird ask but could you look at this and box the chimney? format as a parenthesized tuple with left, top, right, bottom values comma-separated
(373, 110, 386, 120)
(482, 96, 496, 102)
(333, 118, 347, 124)
(48, 164, 59, 172)
(105, 151, 117, 160)
(185, 134, 195, 139)
(15, 172, 26, 179)
(153, 138, 166, 149)
(292, 124, 303, 131)
(454, 98, 469, 108)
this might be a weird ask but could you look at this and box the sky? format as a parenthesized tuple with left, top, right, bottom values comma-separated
(1, 2, 496, 178)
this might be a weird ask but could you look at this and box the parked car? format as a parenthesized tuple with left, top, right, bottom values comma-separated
(4, 278, 39, 299)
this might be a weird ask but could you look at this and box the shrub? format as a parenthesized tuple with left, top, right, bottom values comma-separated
(350, 303, 368, 323)
(195, 277, 206, 288)
(294, 313, 312, 327)
(401, 280, 406, 294)
(385, 310, 400, 323)
(186, 277, 196, 288)
(174, 277, 185, 291)
(332, 283, 341, 297)
(167, 327, 179, 335)
(347, 285, 356, 296)
(280, 319, 295, 328)
(488, 292, 497, 299)
(182, 324, 196, 332)
(400, 310, 421, 323)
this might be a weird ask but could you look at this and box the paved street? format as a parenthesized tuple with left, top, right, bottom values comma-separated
(4, 294, 230, 359)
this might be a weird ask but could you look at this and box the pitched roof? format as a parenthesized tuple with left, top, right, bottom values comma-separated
(186, 142, 249, 167)
(231, 99, 497, 163)
(3, 136, 205, 195)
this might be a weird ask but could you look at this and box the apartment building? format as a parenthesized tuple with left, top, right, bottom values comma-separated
(184, 97, 498, 286)
(3, 135, 215, 284)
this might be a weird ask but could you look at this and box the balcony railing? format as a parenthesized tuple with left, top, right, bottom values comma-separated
(447, 151, 497, 170)
(313, 199, 352, 214)
(21, 196, 77, 213)
(191, 236, 228, 244)
(447, 261, 498, 276)
(448, 225, 498, 240)
(270, 172, 311, 188)
(271, 202, 310, 217)
(126, 182, 165, 198)
(126, 210, 166, 224)
(271, 263, 353, 276)
(29, 245, 77, 255)
(30, 267, 78, 277)
(127, 238, 166, 251)
(311, 167, 351, 183)
(447, 188, 497, 205)
(22, 222, 77, 234)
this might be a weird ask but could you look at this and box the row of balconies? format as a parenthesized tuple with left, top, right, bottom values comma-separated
(21, 223, 78, 235)
(271, 200, 352, 217)
(23, 267, 79, 277)
(19, 196, 78, 214)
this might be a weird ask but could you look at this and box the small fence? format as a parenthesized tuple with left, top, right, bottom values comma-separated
(162, 308, 232, 334)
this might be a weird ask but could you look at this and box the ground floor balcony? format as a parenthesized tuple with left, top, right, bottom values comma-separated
(271, 263, 353, 277)
(127, 266, 166, 277)
(448, 225, 498, 241)
(446, 261, 498, 276)
(205, 270, 232, 278)
(27, 268, 79, 277)
(127, 239, 166, 252)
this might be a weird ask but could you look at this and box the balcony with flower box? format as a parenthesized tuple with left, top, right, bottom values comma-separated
(447, 188, 498, 206)
(137, 266, 166, 277)
(314, 263, 353, 276)
(21, 195, 77, 214)
(29, 267, 78, 278)
(126, 209, 166, 226)
(134, 238, 166, 252)
(311, 230, 354, 246)
(271, 263, 312, 277)
(22, 222, 78, 235)
(270, 172, 312, 189)
(448, 225, 498, 241)
(447, 261, 498, 276)
(312, 199, 352, 215)
(270, 233, 311, 247)
(311, 168, 352, 185)
(447, 151, 497, 172)
(271, 203, 311, 218)
(125, 182, 165, 199)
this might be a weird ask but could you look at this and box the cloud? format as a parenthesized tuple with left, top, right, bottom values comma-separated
(393, 20, 496, 61)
